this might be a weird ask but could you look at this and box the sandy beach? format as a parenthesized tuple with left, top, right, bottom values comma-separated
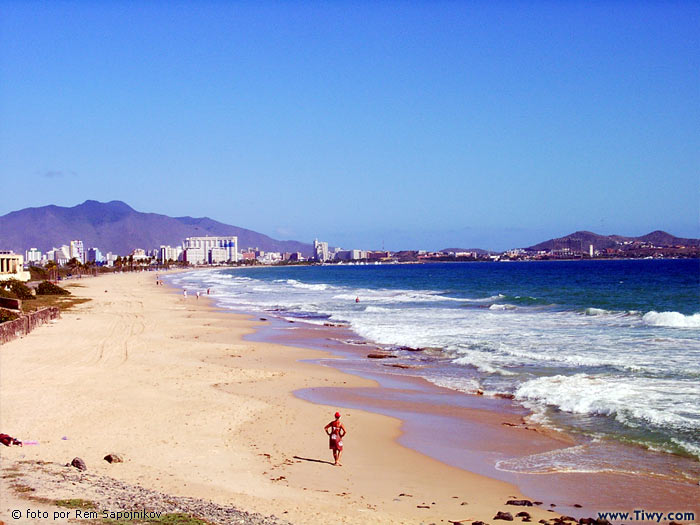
(1, 271, 698, 524)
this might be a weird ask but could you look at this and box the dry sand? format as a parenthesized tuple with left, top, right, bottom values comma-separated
(0, 271, 563, 524)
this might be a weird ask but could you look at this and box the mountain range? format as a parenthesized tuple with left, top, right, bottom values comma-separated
(0, 200, 313, 256)
(0, 200, 697, 256)
(525, 230, 700, 252)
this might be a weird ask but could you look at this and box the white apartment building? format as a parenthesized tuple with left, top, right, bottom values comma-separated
(158, 245, 183, 264)
(0, 251, 31, 282)
(25, 248, 42, 264)
(183, 236, 238, 264)
(70, 240, 85, 263)
(313, 239, 329, 262)
(183, 246, 206, 265)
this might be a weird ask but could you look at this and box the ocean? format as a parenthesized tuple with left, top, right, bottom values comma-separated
(169, 259, 700, 479)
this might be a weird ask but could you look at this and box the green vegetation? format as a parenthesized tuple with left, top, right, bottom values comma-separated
(0, 308, 20, 323)
(21, 294, 90, 314)
(0, 278, 35, 300)
(36, 280, 71, 295)
(53, 498, 97, 509)
(29, 265, 48, 280)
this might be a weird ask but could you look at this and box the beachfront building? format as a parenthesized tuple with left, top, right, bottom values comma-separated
(70, 240, 85, 263)
(313, 239, 329, 262)
(183, 246, 206, 265)
(25, 248, 42, 264)
(87, 247, 104, 264)
(335, 249, 365, 261)
(0, 251, 31, 282)
(183, 236, 238, 264)
(158, 245, 182, 264)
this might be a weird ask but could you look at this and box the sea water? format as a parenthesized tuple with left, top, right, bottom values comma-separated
(169, 259, 700, 474)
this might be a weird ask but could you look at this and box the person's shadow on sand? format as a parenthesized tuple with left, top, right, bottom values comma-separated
(293, 455, 335, 466)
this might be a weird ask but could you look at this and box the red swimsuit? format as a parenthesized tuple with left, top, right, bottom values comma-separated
(328, 420, 343, 451)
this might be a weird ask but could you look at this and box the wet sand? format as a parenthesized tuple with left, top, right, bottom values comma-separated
(0, 271, 557, 524)
(250, 316, 700, 520)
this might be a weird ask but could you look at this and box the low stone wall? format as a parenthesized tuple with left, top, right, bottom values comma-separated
(0, 307, 60, 345)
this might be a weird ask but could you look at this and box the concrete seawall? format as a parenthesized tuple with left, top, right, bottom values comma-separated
(0, 307, 60, 345)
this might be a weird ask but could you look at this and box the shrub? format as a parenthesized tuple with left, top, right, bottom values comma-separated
(36, 281, 71, 296)
(0, 279, 34, 300)
(29, 266, 48, 280)
(0, 308, 19, 323)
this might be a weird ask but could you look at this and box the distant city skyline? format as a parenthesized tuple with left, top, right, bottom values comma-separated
(1, 2, 698, 251)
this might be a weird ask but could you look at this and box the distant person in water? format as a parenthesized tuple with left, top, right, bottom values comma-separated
(324, 411, 346, 466)
(355, 297, 360, 303)
(183, 289, 187, 299)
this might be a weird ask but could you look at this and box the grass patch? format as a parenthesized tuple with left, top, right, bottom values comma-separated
(21, 295, 91, 313)
(101, 513, 211, 525)
(11, 483, 35, 493)
(53, 498, 97, 509)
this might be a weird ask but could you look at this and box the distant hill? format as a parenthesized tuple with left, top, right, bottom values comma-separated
(0, 200, 313, 256)
(526, 230, 700, 252)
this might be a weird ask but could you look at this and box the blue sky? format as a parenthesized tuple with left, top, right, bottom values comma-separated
(1, 1, 698, 251)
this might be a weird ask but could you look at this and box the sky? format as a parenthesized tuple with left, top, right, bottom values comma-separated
(1, 1, 698, 251)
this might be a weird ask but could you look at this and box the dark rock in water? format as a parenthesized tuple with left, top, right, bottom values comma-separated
(550, 504, 557, 507)
(495, 511, 514, 521)
(70, 457, 87, 471)
(560, 517, 577, 522)
(495, 393, 515, 400)
(398, 346, 423, 352)
(573, 504, 582, 508)
(516, 512, 531, 518)
(578, 519, 594, 524)
(472, 522, 487, 525)
(507, 500, 533, 507)
(534, 502, 543, 506)
(476, 389, 484, 396)
(104, 453, 123, 463)
(259, 317, 267, 321)
(383, 363, 417, 369)
(367, 353, 397, 359)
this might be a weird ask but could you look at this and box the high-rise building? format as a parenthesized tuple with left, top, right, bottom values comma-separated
(69, 240, 85, 263)
(25, 248, 42, 264)
(313, 239, 329, 262)
(87, 248, 104, 263)
(182, 236, 238, 263)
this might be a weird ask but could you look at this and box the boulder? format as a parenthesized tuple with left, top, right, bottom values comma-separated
(70, 457, 87, 471)
(103, 453, 123, 463)
(367, 353, 397, 359)
(507, 500, 534, 507)
(516, 512, 531, 519)
(495, 511, 514, 521)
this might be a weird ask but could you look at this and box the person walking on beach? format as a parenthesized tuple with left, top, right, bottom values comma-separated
(324, 412, 346, 466)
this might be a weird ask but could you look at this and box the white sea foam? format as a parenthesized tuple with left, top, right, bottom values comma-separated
(515, 374, 700, 431)
(167, 267, 700, 461)
(642, 311, 700, 328)
(489, 303, 516, 310)
(585, 307, 609, 316)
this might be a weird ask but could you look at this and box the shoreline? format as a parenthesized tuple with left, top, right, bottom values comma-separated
(1, 271, 565, 524)
(242, 306, 700, 516)
(168, 267, 699, 516)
